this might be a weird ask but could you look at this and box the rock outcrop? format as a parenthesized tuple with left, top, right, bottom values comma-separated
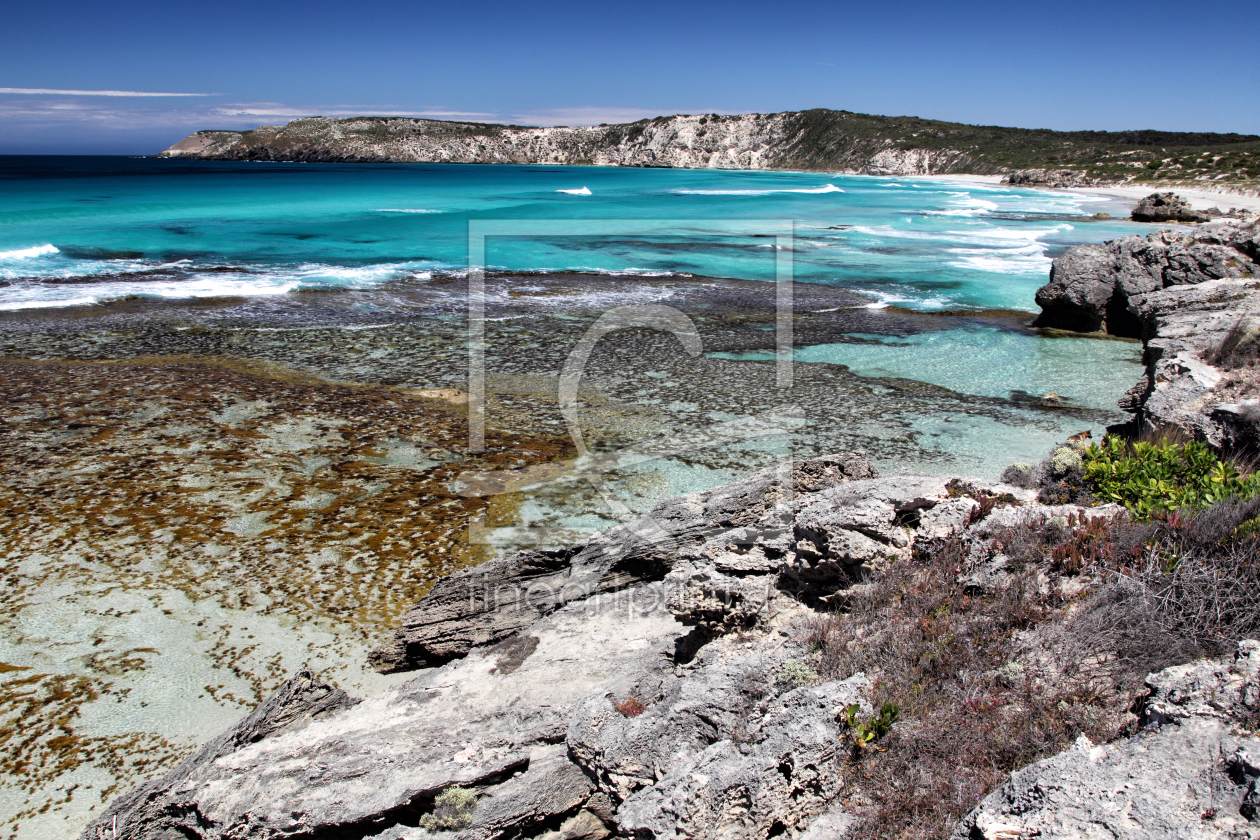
(953, 640, 1260, 840)
(369, 453, 875, 672)
(1032, 220, 1260, 446)
(1131, 191, 1212, 223)
(1032, 220, 1259, 336)
(87, 431, 1258, 840)
(1002, 168, 1097, 189)
(82, 455, 1057, 840)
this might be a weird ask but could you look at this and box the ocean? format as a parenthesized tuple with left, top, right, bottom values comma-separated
(3, 156, 1140, 311)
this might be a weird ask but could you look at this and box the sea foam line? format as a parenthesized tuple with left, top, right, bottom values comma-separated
(557, 187, 592, 195)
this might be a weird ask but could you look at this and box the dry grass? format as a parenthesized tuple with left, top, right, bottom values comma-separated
(808, 537, 1109, 838)
(1207, 318, 1260, 370)
(803, 497, 1260, 839)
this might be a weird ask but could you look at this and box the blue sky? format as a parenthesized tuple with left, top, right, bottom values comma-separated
(2, 0, 1258, 154)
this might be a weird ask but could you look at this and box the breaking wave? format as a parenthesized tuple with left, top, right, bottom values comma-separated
(0, 244, 59, 260)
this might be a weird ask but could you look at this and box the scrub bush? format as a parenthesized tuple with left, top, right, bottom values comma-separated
(419, 786, 477, 831)
(778, 659, 820, 688)
(1082, 434, 1260, 519)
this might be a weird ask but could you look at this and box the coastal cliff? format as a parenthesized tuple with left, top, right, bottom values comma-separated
(159, 112, 976, 175)
(159, 109, 1260, 186)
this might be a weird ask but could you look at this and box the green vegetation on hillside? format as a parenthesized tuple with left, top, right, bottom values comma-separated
(776, 109, 1260, 185)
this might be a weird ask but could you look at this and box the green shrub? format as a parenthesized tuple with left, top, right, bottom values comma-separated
(419, 786, 477, 831)
(841, 700, 901, 750)
(778, 659, 819, 688)
(1082, 435, 1260, 519)
(1051, 447, 1083, 477)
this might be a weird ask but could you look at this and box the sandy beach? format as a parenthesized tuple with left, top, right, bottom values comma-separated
(1080, 183, 1260, 213)
(903, 173, 1260, 213)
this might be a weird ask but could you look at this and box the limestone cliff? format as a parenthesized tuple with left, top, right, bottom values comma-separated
(158, 112, 975, 175)
(158, 109, 1260, 185)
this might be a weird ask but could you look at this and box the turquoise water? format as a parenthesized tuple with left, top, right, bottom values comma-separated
(0, 157, 1145, 311)
(712, 328, 1142, 410)
(0, 157, 1150, 456)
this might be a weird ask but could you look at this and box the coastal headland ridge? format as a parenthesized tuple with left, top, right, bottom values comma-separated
(161, 108, 1260, 198)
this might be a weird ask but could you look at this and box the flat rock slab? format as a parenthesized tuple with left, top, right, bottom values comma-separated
(82, 585, 686, 840)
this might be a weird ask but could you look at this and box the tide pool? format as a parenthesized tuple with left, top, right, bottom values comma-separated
(712, 328, 1144, 410)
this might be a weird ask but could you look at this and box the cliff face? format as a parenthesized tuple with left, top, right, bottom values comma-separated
(158, 112, 977, 175)
(158, 109, 1260, 186)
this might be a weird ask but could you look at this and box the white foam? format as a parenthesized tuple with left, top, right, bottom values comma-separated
(673, 184, 845, 195)
(557, 187, 592, 195)
(854, 288, 953, 311)
(0, 257, 454, 311)
(374, 208, 444, 213)
(0, 276, 304, 311)
(0, 244, 59, 260)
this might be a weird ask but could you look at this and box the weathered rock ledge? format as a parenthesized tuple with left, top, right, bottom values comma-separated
(83, 453, 1106, 840)
(1034, 219, 1260, 448)
(82, 444, 1260, 839)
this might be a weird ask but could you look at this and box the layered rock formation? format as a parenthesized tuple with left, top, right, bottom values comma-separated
(1131, 191, 1213, 223)
(369, 454, 874, 673)
(82, 455, 1089, 840)
(81, 446, 1260, 839)
(1033, 219, 1260, 447)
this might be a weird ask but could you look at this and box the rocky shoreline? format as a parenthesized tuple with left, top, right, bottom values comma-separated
(1035, 217, 1260, 449)
(80, 219, 1260, 839)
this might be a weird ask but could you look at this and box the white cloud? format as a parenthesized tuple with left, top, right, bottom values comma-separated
(0, 87, 212, 97)
(212, 104, 496, 119)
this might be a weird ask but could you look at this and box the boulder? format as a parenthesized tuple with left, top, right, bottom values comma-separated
(666, 566, 785, 633)
(1032, 221, 1259, 335)
(1002, 169, 1095, 189)
(1131, 191, 1210, 223)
